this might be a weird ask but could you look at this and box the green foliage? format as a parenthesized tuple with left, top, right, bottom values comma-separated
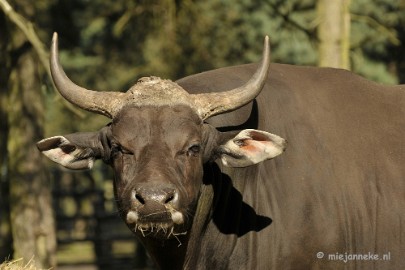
(350, 0, 404, 84)
(32, 0, 404, 102)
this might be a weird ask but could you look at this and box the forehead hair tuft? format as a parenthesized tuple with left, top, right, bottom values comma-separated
(125, 77, 198, 110)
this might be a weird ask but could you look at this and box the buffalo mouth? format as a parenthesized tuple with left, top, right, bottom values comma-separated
(126, 208, 187, 240)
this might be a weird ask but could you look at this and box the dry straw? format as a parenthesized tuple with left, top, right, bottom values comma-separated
(0, 258, 45, 270)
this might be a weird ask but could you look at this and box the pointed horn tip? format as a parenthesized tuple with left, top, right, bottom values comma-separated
(52, 32, 58, 45)
(264, 35, 270, 48)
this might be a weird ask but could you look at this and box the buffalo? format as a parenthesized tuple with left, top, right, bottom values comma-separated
(38, 33, 405, 269)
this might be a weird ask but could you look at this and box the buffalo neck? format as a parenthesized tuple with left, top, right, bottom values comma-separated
(141, 235, 189, 270)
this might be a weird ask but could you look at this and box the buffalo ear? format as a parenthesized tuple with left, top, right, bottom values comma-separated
(218, 129, 287, 168)
(37, 135, 96, 170)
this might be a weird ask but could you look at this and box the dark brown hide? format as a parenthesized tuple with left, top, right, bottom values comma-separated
(177, 63, 405, 269)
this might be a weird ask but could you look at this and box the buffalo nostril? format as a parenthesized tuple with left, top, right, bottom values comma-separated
(135, 193, 145, 205)
(164, 193, 175, 204)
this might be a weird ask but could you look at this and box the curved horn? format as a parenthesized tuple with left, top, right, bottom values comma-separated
(192, 36, 271, 120)
(50, 32, 125, 118)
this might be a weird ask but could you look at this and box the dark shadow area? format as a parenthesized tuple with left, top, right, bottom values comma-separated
(205, 163, 272, 237)
(203, 100, 271, 236)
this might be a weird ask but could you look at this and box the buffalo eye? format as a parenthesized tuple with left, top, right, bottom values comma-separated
(111, 145, 121, 158)
(187, 144, 201, 157)
(111, 143, 133, 158)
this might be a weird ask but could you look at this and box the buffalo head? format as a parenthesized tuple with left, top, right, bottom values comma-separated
(37, 33, 286, 241)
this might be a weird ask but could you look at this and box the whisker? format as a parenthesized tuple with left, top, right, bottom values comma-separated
(140, 227, 146, 237)
(143, 210, 170, 217)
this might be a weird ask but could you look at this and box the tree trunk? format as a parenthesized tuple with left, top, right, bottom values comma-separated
(5, 0, 57, 268)
(317, 0, 351, 69)
(0, 10, 13, 263)
(8, 40, 57, 269)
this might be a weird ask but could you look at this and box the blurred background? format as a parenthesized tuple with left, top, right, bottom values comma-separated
(0, 0, 404, 269)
